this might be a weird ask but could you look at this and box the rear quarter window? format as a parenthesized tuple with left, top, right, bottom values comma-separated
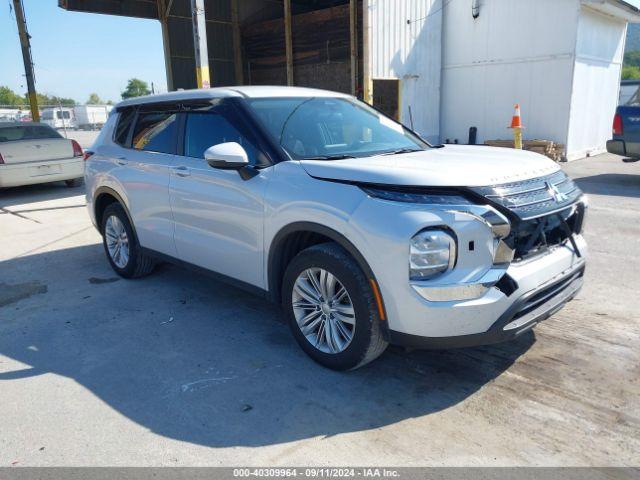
(114, 108, 136, 147)
(0, 125, 62, 142)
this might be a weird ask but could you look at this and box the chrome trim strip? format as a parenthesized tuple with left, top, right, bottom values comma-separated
(412, 250, 586, 303)
(411, 267, 507, 302)
(517, 199, 584, 221)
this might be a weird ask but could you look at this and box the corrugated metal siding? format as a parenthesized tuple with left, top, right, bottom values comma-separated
(370, 0, 432, 78)
(368, 0, 442, 142)
(440, 0, 581, 150)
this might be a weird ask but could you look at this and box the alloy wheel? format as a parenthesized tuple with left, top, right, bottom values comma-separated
(291, 268, 355, 354)
(105, 215, 130, 269)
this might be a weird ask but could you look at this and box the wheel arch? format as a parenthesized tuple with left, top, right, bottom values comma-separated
(267, 222, 386, 322)
(93, 186, 138, 241)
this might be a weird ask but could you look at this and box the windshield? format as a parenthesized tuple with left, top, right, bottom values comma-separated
(245, 97, 428, 160)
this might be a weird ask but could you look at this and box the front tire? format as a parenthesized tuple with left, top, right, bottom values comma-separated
(282, 243, 388, 370)
(101, 203, 155, 278)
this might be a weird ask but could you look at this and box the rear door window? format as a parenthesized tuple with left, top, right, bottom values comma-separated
(0, 125, 62, 142)
(131, 111, 178, 154)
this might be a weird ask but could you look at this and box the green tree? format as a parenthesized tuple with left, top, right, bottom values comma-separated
(0, 86, 26, 107)
(622, 65, 640, 80)
(624, 51, 640, 67)
(34, 93, 75, 107)
(87, 93, 103, 104)
(121, 78, 150, 99)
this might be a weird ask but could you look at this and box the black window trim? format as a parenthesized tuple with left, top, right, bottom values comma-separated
(112, 97, 291, 167)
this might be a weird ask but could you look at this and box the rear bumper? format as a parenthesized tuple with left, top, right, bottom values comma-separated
(388, 259, 585, 349)
(0, 157, 84, 188)
(607, 138, 640, 158)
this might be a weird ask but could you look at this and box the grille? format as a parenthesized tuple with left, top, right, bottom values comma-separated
(505, 204, 585, 261)
(471, 170, 582, 220)
(470, 171, 585, 261)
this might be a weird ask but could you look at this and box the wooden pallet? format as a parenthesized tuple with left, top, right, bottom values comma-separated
(484, 139, 565, 162)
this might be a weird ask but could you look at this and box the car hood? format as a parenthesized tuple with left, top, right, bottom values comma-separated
(299, 145, 560, 187)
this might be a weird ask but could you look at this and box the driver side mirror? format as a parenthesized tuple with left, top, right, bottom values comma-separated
(204, 142, 249, 170)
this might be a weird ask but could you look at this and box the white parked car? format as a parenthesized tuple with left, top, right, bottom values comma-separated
(84, 87, 587, 370)
(0, 122, 84, 188)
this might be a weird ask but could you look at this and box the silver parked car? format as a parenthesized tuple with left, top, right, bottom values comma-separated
(0, 122, 84, 188)
(84, 86, 587, 370)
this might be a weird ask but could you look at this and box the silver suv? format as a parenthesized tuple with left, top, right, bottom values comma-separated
(85, 86, 587, 370)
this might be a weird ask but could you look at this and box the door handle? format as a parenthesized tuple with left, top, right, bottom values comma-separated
(115, 156, 128, 166)
(171, 166, 191, 177)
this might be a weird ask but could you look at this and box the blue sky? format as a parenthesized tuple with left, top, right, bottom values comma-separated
(0, 1, 167, 103)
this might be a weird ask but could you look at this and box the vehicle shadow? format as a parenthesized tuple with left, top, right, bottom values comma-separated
(573, 173, 640, 199)
(0, 181, 85, 209)
(0, 243, 534, 448)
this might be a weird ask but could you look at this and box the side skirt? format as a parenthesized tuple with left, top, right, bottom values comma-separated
(141, 247, 270, 301)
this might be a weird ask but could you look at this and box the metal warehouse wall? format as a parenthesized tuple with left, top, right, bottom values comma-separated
(368, 0, 442, 143)
(440, 0, 580, 152)
(241, 3, 361, 94)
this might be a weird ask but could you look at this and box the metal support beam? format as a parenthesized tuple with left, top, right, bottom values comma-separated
(157, 0, 174, 91)
(284, 0, 293, 86)
(362, 0, 372, 104)
(191, 0, 211, 88)
(13, 0, 39, 122)
(350, 0, 357, 96)
(231, 0, 243, 85)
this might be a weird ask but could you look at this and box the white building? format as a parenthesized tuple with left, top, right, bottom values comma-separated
(368, 0, 640, 160)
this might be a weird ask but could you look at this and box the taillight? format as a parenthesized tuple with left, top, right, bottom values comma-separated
(83, 151, 94, 161)
(613, 114, 623, 136)
(71, 139, 83, 157)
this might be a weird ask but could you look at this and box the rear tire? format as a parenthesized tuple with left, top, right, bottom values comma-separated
(101, 203, 155, 278)
(282, 243, 388, 370)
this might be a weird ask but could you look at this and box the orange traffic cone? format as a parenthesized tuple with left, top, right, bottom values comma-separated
(509, 104, 524, 129)
(508, 104, 524, 149)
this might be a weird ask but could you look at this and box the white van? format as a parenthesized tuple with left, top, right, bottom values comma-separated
(41, 107, 77, 130)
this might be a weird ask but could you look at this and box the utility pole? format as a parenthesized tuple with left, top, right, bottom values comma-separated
(191, 0, 210, 88)
(13, 0, 39, 121)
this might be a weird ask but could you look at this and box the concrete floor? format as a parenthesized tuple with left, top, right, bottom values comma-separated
(59, 130, 99, 149)
(0, 153, 638, 466)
